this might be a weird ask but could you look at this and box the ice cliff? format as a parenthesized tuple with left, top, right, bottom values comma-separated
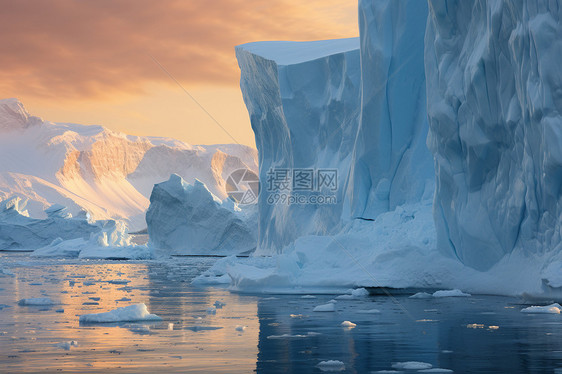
(236, 38, 361, 254)
(146, 174, 257, 255)
(425, 0, 562, 271)
(236, 0, 432, 254)
(350, 0, 433, 219)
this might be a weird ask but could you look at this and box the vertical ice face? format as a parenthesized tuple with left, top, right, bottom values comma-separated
(349, 0, 433, 220)
(426, 1, 562, 270)
(236, 39, 361, 254)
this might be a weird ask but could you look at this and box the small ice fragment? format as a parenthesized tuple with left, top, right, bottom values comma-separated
(168, 323, 174, 331)
(357, 309, 380, 314)
(432, 289, 471, 298)
(18, 298, 55, 306)
(107, 279, 130, 285)
(335, 294, 354, 300)
(313, 303, 335, 312)
(206, 307, 217, 314)
(466, 324, 485, 329)
(115, 297, 132, 302)
(351, 288, 369, 297)
(409, 292, 432, 299)
(235, 325, 246, 332)
(301, 295, 316, 299)
(521, 303, 561, 314)
(328, 299, 337, 304)
(214, 300, 226, 309)
(341, 321, 356, 328)
(392, 361, 433, 370)
(488, 325, 500, 330)
(53, 341, 78, 350)
(79, 303, 161, 323)
(316, 360, 345, 372)
(419, 369, 454, 373)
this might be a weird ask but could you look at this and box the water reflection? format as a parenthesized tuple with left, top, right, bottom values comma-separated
(1, 253, 562, 373)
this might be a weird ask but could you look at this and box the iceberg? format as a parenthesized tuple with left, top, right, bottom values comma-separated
(146, 174, 257, 255)
(236, 38, 361, 254)
(425, 1, 562, 270)
(349, 0, 433, 220)
(78, 303, 162, 323)
(0, 197, 111, 251)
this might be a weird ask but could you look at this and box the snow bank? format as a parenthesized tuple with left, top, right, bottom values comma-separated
(78, 303, 162, 323)
(146, 174, 256, 255)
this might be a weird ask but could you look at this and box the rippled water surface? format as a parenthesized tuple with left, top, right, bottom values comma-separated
(1, 252, 562, 373)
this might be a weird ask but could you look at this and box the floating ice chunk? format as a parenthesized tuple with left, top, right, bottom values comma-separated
(115, 297, 132, 302)
(432, 290, 471, 298)
(107, 279, 130, 285)
(267, 332, 320, 339)
(357, 309, 380, 314)
(419, 369, 453, 373)
(214, 301, 226, 309)
(235, 325, 246, 332)
(18, 297, 55, 306)
(409, 292, 433, 299)
(341, 321, 356, 328)
(316, 360, 345, 372)
(313, 303, 335, 312)
(78, 303, 162, 323)
(351, 288, 369, 297)
(335, 294, 355, 300)
(392, 361, 433, 370)
(53, 341, 78, 350)
(521, 303, 561, 314)
(301, 295, 316, 299)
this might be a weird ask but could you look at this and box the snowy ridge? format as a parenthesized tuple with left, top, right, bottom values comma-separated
(0, 98, 257, 230)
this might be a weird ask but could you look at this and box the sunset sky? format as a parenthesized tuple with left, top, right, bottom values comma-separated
(0, 1, 358, 147)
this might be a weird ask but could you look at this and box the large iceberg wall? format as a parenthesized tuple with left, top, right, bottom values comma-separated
(350, 0, 433, 219)
(236, 39, 361, 254)
(426, 0, 562, 270)
(236, 0, 433, 255)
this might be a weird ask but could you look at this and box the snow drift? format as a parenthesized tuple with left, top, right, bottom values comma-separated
(146, 174, 257, 255)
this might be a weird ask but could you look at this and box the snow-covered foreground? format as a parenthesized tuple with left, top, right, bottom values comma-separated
(1, 253, 562, 373)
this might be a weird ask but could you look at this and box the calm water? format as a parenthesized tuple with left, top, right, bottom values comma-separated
(1, 252, 562, 373)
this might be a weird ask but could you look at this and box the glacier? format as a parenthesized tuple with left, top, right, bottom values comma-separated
(425, 0, 562, 271)
(146, 174, 257, 255)
(0, 98, 257, 231)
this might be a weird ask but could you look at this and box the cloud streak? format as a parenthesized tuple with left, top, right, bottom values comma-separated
(0, 0, 358, 100)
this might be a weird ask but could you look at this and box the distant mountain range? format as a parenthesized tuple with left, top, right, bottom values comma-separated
(0, 98, 257, 230)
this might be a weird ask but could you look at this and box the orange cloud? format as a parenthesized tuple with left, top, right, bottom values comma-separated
(0, 0, 358, 100)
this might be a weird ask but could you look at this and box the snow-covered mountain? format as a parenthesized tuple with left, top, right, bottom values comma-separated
(0, 98, 257, 231)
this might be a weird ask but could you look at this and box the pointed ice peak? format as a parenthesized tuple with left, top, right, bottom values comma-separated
(0, 98, 43, 132)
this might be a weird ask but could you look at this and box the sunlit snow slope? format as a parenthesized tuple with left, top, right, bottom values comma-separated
(0, 98, 257, 231)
